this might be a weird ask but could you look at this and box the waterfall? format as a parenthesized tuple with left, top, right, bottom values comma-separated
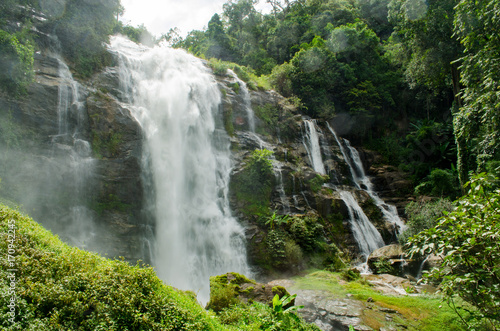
(109, 36, 249, 304)
(339, 191, 385, 257)
(327, 123, 406, 234)
(53, 59, 97, 249)
(302, 119, 383, 258)
(228, 69, 256, 133)
(303, 119, 326, 175)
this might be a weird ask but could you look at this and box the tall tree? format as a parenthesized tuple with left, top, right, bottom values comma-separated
(453, 0, 500, 183)
(388, 0, 462, 110)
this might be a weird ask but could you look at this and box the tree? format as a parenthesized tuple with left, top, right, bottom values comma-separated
(407, 173, 500, 329)
(206, 13, 234, 61)
(453, 0, 500, 184)
(0, 29, 34, 95)
(388, 0, 462, 113)
(42, 0, 122, 77)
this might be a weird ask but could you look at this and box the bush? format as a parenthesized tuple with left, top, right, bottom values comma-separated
(0, 29, 34, 95)
(407, 173, 500, 329)
(414, 168, 460, 198)
(399, 198, 453, 244)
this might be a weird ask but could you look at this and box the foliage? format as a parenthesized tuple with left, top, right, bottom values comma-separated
(40, 0, 122, 77)
(407, 173, 500, 329)
(272, 293, 304, 325)
(0, 205, 224, 330)
(453, 0, 500, 184)
(414, 168, 460, 198)
(265, 212, 290, 230)
(217, 301, 320, 330)
(399, 198, 453, 244)
(341, 268, 361, 281)
(0, 29, 34, 95)
(308, 174, 328, 193)
(371, 257, 394, 274)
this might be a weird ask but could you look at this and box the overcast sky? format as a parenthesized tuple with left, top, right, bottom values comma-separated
(120, 0, 271, 38)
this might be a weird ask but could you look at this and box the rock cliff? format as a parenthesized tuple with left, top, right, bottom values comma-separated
(0, 42, 406, 273)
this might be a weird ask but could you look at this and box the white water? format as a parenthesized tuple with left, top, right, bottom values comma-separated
(302, 119, 383, 258)
(228, 69, 256, 133)
(55, 59, 97, 249)
(303, 119, 326, 175)
(109, 36, 249, 304)
(339, 191, 385, 257)
(327, 123, 406, 234)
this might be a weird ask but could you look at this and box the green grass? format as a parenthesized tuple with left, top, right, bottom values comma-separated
(291, 270, 468, 331)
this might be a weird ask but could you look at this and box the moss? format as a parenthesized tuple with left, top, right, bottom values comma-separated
(91, 130, 122, 159)
(292, 270, 469, 331)
(271, 286, 288, 297)
(91, 193, 131, 215)
(223, 102, 234, 137)
(361, 197, 383, 224)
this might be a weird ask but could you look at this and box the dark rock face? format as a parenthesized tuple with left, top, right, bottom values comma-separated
(0, 52, 149, 262)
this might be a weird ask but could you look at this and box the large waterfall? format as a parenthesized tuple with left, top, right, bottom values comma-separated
(109, 36, 249, 303)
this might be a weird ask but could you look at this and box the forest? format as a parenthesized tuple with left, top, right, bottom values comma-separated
(0, 0, 499, 330)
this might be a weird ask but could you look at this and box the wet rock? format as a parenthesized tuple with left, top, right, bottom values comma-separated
(363, 274, 415, 296)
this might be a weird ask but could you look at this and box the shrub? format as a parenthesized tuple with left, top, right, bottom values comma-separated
(0, 29, 34, 95)
(399, 198, 453, 244)
(407, 173, 500, 329)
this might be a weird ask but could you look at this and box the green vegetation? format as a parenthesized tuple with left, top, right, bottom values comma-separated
(0, 205, 223, 330)
(407, 173, 500, 329)
(230, 149, 274, 218)
(0, 29, 34, 95)
(170, 0, 498, 192)
(399, 198, 453, 244)
(293, 270, 470, 330)
(0, 205, 322, 330)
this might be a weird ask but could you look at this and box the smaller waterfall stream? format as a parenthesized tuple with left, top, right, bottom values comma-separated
(54, 59, 96, 249)
(233, 71, 290, 213)
(303, 120, 326, 175)
(228, 69, 256, 133)
(302, 119, 384, 259)
(327, 123, 406, 234)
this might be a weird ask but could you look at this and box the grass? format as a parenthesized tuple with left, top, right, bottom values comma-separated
(291, 270, 468, 331)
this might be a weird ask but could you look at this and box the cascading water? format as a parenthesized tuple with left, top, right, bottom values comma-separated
(303, 119, 326, 175)
(228, 69, 256, 133)
(302, 119, 384, 258)
(327, 123, 406, 234)
(109, 36, 249, 304)
(54, 59, 96, 249)
(232, 70, 290, 213)
(338, 191, 385, 257)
